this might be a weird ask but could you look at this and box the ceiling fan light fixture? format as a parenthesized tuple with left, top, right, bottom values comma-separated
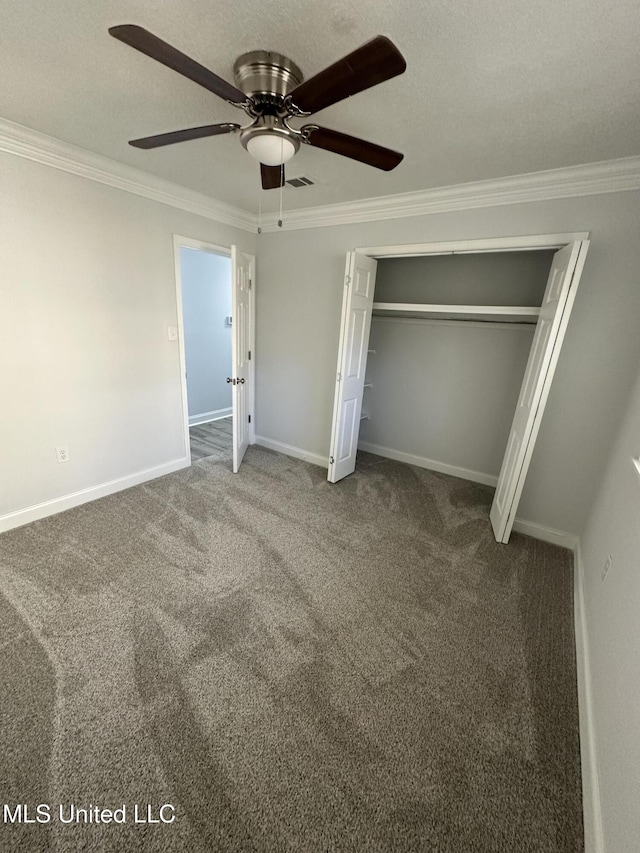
(246, 132, 297, 166)
(240, 115, 300, 166)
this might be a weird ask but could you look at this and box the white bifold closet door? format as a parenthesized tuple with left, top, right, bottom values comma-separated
(327, 252, 378, 483)
(231, 246, 255, 473)
(490, 240, 589, 542)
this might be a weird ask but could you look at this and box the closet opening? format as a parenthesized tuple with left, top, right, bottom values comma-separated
(327, 234, 590, 543)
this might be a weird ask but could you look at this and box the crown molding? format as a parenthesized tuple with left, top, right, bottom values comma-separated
(3, 117, 640, 236)
(0, 117, 255, 233)
(259, 155, 640, 232)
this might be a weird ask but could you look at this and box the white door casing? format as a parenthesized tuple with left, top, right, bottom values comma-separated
(327, 252, 378, 483)
(490, 240, 589, 542)
(231, 246, 255, 473)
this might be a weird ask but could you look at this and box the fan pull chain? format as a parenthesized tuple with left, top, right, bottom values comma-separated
(257, 174, 262, 235)
(278, 138, 284, 228)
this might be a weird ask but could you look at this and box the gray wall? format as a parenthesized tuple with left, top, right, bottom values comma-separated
(0, 150, 256, 522)
(580, 354, 640, 853)
(360, 251, 551, 480)
(374, 251, 553, 305)
(360, 318, 535, 481)
(180, 247, 232, 423)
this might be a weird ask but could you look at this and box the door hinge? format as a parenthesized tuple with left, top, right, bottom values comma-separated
(330, 456, 335, 464)
(345, 275, 351, 285)
(337, 372, 342, 382)
(249, 279, 252, 290)
(248, 350, 251, 360)
(248, 414, 251, 423)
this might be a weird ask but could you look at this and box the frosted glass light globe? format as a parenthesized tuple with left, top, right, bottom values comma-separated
(246, 133, 296, 166)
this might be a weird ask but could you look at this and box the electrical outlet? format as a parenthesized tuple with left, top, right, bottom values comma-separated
(601, 554, 612, 582)
(56, 446, 69, 464)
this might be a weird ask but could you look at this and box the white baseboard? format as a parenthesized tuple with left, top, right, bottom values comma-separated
(357, 441, 498, 487)
(252, 437, 577, 550)
(511, 518, 578, 550)
(188, 408, 232, 426)
(573, 541, 605, 853)
(254, 435, 328, 468)
(358, 442, 579, 548)
(0, 458, 190, 534)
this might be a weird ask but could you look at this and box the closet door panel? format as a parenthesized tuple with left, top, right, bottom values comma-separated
(328, 253, 377, 483)
(490, 240, 589, 542)
(231, 247, 254, 474)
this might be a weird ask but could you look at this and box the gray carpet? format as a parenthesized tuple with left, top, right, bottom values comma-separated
(0, 448, 583, 852)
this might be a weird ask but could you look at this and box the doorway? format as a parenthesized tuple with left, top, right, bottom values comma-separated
(174, 236, 256, 473)
(176, 240, 233, 463)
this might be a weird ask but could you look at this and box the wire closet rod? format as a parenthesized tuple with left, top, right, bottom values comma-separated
(372, 315, 537, 326)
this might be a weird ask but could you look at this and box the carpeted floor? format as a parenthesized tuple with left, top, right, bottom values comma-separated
(0, 447, 583, 852)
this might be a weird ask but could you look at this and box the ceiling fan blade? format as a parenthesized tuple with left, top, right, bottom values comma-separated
(129, 123, 240, 149)
(288, 36, 406, 115)
(261, 164, 285, 190)
(302, 126, 403, 171)
(109, 25, 247, 104)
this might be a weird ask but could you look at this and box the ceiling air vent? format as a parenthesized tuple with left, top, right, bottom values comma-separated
(285, 175, 315, 188)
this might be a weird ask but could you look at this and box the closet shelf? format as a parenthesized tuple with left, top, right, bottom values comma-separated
(372, 303, 540, 324)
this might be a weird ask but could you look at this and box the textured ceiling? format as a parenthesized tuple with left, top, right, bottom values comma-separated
(1, 0, 640, 213)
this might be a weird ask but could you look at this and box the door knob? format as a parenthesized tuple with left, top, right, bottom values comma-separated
(226, 377, 233, 384)
(238, 378, 245, 384)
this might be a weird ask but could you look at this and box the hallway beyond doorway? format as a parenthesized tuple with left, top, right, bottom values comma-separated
(189, 417, 232, 461)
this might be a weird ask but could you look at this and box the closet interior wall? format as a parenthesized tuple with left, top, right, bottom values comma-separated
(358, 251, 555, 484)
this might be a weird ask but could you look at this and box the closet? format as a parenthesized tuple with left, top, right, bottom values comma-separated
(327, 236, 590, 543)
(360, 250, 553, 482)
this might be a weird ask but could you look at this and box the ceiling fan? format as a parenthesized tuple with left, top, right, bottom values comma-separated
(108, 25, 406, 190)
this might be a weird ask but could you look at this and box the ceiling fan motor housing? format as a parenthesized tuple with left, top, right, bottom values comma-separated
(233, 50, 304, 102)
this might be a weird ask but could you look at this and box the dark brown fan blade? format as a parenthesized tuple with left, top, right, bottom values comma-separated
(288, 36, 406, 115)
(109, 25, 246, 103)
(302, 126, 403, 171)
(129, 123, 240, 149)
(261, 164, 285, 189)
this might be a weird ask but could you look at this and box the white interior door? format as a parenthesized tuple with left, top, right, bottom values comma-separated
(490, 240, 589, 542)
(231, 246, 255, 473)
(327, 252, 378, 483)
